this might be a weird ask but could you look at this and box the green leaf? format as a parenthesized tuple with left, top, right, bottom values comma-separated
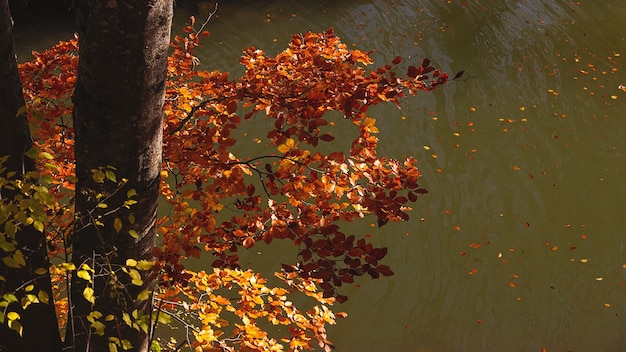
(105, 170, 116, 183)
(40, 174, 54, 184)
(44, 162, 59, 170)
(24, 147, 39, 159)
(150, 341, 161, 352)
(3, 293, 18, 303)
(128, 230, 138, 239)
(91, 169, 105, 183)
(40, 152, 54, 160)
(127, 189, 137, 198)
(15, 106, 27, 117)
(121, 339, 132, 350)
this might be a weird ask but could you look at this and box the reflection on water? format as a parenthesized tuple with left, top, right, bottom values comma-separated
(13, 0, 626, 350)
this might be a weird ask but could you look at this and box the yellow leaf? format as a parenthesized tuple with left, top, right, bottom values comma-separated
(32, 220, 45, 232)
(13, 251, 26, 267)
(108, 342, 119, 352)
(114, 218, 123, 233)
(135, 260, 154, 271)
(58, 262, 76, 271)
(363, 117, 379, 133)
(2, 256, 18, 268)
(38, 290, 49, 304)
(128, 230, 138, 239)
(77, 270, 92, 282)
(24, 284, 34, 292)
(7, 311, 19, 321)
(83, 287, 95, 304)
(8, 319, 22, 336)
(136, 290, 151, 301)
(91, 169, 105, 183)
(126, 258, 137, 267)
(278, 138, 295, 153)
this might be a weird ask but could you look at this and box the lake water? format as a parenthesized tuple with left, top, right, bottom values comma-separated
(13, 0, 626, 351)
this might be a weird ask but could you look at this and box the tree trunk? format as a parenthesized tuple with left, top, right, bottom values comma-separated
(0, 0, 62, 351)
(68, 1, 172, 351)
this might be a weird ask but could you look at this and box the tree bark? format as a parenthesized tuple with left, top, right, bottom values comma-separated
(68, 1, 173, 351)
(0, 0, 62, 351)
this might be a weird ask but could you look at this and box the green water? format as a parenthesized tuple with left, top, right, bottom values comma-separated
(14, 1, 626, 351)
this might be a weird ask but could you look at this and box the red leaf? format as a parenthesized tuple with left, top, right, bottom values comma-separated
(226, 100, 238, 114)
(242, 237, 255, 249)
(319, 134, 335, 142)
(376, 264, 394, 276)
(336, 295, 348, 303)
(391, 55, 403, 65)
(407, 65, 422, 79)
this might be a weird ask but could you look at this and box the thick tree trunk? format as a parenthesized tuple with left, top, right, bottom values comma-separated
(68, 1, 172, 351)
(0, 0, 62, 351)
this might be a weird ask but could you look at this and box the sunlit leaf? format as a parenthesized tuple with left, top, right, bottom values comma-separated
(83, 287, 95, 304)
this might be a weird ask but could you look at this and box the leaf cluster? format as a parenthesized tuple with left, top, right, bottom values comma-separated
(8, 23, 448, 350)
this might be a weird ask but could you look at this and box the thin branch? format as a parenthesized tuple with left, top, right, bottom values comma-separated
(194, 3, 219, 35)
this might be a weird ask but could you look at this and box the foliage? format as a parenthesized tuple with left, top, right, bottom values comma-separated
(4, 22, 448, 351)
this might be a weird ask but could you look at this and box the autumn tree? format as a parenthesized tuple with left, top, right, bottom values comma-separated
(1, 5, 451, 352)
